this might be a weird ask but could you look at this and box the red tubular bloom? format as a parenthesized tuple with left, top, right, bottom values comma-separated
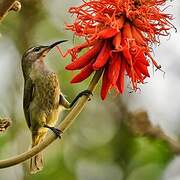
(66, 40, 103, 70)
(108, 53, 121, 86)
(101, 66, 111, 100)
(98, 28, 119, 39)
(65, 0, 175, 99)
(117, 58, 125, 94)
(113, 32, 122, 50)
(71, 62, 94, 83)
(93, 41, 111, 70)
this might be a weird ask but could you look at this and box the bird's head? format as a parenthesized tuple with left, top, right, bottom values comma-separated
(22, 40, 67, 78)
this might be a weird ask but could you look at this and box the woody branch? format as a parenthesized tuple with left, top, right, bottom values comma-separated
(125, 111, 180, 154)
(0, 0, 21, 22)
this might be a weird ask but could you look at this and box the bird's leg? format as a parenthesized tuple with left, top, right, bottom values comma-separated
(44, 124, 62, 138)
(59, 90, 92, 109)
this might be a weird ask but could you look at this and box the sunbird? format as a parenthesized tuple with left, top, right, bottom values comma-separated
(21, 40, 91, 173)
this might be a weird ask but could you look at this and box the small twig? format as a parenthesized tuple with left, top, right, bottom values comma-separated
(0, 118, 12, 133)
(9, 1, 21, 12)
(0, 70, 103, 168)
(126, 111, 180, 154)
(0, 0, 21, 22)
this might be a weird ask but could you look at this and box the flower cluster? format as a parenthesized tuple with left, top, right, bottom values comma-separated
(65, 0, 174, 99)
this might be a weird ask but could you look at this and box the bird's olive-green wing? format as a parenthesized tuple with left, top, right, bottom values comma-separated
(23, 78, 34, 128)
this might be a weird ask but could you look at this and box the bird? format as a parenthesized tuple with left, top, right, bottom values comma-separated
(21, 40, 91, 174)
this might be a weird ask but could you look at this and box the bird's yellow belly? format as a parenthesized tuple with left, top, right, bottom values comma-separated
(29, 72, 62, 130)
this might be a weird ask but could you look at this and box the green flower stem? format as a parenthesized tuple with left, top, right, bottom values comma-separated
(0, 70, 103, 168)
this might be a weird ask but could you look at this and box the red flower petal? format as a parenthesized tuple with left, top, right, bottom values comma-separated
(122, 46, 132, 65)
(122, 22, 133, 39)
(113, 15, 125, 30)
(121, 35, 132, 65)
(134, 66, 145, 83)
(117, 59, 125, 94)
(134, 50, 150, 66)
(66, 41, 103, 70)
(93, 41, 110, 70)
(133, 18, 151, 32)
(98, 28, 118, 39)
(134, 62, 150, 77)
(71, 62, 94, 83)
(131, 25, 146, 46)
(108, 53, 121, 86)
(124, 61, 136, 90)
(112, 32, 122, 50)
(101, 67, 111, 100)
(146, 52, 161, 69)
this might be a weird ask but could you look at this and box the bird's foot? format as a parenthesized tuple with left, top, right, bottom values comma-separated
(44, 125, 62, 138)
(77, 90, 93, 101)
(69, 90, 93, 108)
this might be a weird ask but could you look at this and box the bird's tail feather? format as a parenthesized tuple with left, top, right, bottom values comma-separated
(30, 133, 45, 174)
(30, 152, 43, 174)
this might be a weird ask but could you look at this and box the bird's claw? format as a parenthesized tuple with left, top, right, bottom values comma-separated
(69, 90, 93, 108)
(44, 125, 62, 138)
(51, 127, 62, 138)
(79, 90, 93, 101)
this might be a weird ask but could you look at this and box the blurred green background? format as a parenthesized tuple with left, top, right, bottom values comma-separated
(0, 0, 179, 179)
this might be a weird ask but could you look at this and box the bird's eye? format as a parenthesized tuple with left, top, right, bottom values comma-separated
(34, 47, 41, 52)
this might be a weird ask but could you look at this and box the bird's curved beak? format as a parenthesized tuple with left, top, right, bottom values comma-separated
(48, 40, 68, 49)
(41, 40, 68, 57)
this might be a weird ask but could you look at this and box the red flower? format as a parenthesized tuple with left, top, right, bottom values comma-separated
(65, 0, 175, 100)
